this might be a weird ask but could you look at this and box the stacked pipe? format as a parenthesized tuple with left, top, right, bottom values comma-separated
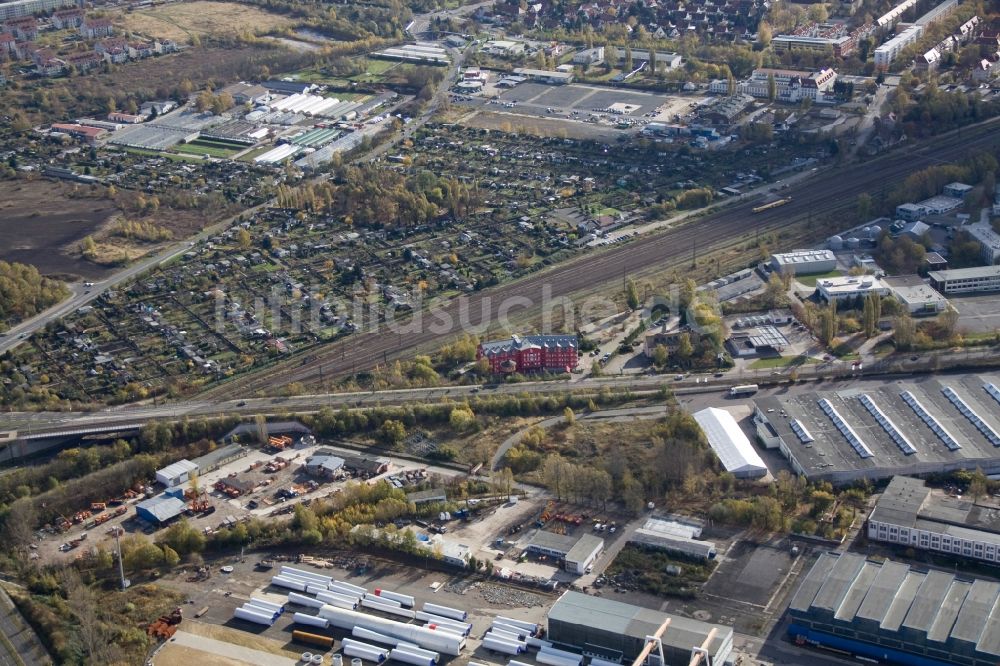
(490, 623, 527, 640)
(250, 597, 285, 615)
(537, 646, 583, 666)
(494, 617, 537, 634)
(281, 566, 333, 585)
(342, 638, 388, 663)
(318, 605, 465, 655)
(234, 602, 277, 626)
(421, 603, 467, 621)
(317, 590, 360, 610)
(288, 592, 326, 609)
(416, 612, 471, 636)
(271, 575, 308, 592)
(294, 612, 330, 629)
(332, 580, 368, 596)
(481, 633, 524, 655)
(353, 627, 425, 652)
(362, 597, 416, 619)
(389, 646, 438, 666)
(370, 588, 415, 608)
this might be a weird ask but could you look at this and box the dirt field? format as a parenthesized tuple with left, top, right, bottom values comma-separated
(0, 180, 118, 279)
(461, 109, 624, 142)
(118, 1, 295, 43)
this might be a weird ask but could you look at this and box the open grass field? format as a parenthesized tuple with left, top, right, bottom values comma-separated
(118, 1, 294, 42)
(174, 139, 244, 158)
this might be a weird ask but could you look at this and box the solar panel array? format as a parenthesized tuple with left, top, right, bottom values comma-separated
(790, 418, 814, 443)
(941, 386, 1000, 447)
(818, 398, 874, 459)
(858, 394, 917, 455)
(986, 383, 1000, 407)
(900, 390, 961, 451)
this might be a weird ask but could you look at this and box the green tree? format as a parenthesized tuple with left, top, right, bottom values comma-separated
(378, 419, 406, 445)
(237, 228, 251, 250)
(676, 333, 693, 365)
(653, 344, 668, 368)
(863, 292, 877, 338)
(563, 406, 575, 425)
(857, 193, 873, 221)
(757, 21, 772, 47)
(767, 73, 777, 102)
(894, 312, 916, 350)
(625, 278, 640, 310)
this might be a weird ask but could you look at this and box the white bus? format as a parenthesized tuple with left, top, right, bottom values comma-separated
(729, 384, 759, 397)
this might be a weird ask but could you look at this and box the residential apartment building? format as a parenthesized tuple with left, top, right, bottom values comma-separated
(51, 7, 84, 29)
(929, 265, 1000, 294)
(772, 34, 855, 57)
(868, 476, 1000, 564)
(3, 15, 37, 40)
(0, 0, 78, 21)
(80, 17, 113, 39)
(874, 24, 923, 68)
(477, 334, 578, 374)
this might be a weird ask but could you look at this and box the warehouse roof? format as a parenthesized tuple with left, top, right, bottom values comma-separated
(789, 552, 1000, 657)
(692, 408, 767, 476)
(928, 265, 1000, 282)
(549, 591, 732, 656)
(156, 459, 198, 481)
(191, 443, 248, 470)
(565, 534, 604, 564)
(526, 530, 579, 555)
(752, 374, 1000, 482)
(136, 495, 186, 524)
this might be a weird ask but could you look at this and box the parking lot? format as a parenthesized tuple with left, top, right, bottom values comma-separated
(951, 293, 1000, 334)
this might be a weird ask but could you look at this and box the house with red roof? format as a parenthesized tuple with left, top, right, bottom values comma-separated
(477, 334, 578, 374)
(80, 17, 113, 39)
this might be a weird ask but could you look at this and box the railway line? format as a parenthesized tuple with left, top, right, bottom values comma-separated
(197, 120, 1000, 399)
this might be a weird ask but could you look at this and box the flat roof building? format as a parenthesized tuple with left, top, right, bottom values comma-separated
(929, 266, 1000, 294)
(770, 249, 837, 275)
(874, 24, 924, 68)
(406, 487, 447, 505)
(191, 444, 248, 473)
(512, 68, 574, 84)
(564, 534, 604, 574)
(547, 591, 733, 664)
(816, 275, 890, 303)
(868, 476, 1000, 564)
(692, 407, 768, 479)
(788, 551, 1000, 666)
(525, 531, 605, 575)
(303, 449, 345, 479)
(629, 516, 717, 560)
(883, 275, 950, 314)
(965, 223, 1000, 265)
(753, 375, 1000, 483)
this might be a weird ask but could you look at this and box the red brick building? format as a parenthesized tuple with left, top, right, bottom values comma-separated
(477, 334, 578, 374)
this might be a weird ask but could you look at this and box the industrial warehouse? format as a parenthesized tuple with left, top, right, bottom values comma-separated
(547, 591, 733, 664)
(752, 374, 1000, 483)
(788, 552, 1000, 666)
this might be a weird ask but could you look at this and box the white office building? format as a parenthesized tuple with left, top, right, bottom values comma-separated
(770, 249, 837, 275)
(868, 476, 1000, 564)
(966, 223, 1000, 265)
(816, 276, 891, 303)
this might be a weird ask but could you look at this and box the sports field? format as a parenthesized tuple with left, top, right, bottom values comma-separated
(118, 1, 294, 42)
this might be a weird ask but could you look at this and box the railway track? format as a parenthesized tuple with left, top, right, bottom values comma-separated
(197, 120, 1000, 399)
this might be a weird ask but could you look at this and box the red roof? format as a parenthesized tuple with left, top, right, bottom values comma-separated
(51, 123, 106, 138)
(0, 32, 14, 43)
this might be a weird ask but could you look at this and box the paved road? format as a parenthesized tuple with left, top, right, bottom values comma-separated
(7, 349, 997, 441)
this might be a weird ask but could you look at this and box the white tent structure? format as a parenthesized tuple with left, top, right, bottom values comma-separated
(692, 407, 768, 479)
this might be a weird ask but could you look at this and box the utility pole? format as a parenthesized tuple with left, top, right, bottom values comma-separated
(114, 528, 128, 591)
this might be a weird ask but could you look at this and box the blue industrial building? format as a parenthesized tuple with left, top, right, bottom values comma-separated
(135, 493, 186, 525)
(788, 552, 1000, 666)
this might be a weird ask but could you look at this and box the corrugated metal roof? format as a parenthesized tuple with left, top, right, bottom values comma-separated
(790, 552, 1000, 657)
(156, 459, 198, 481)
(136, 495, 186, 523)
(692, 408, 767, 476)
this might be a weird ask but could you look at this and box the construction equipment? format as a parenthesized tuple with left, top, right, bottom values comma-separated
(90, 502, 107, 512)
(147, 607, 183, 640)
(268, 435, 293, 451)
